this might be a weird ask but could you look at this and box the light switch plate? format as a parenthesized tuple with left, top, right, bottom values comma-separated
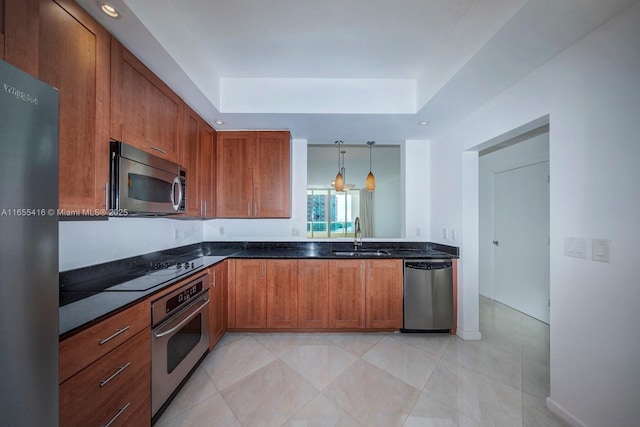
(564, 237, 587, 259)
(591, 239, 610, 263)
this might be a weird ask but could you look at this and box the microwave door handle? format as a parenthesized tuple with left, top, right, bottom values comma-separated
(171, 176, 182, 212)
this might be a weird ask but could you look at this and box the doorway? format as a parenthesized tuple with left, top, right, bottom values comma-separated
(479, 126, 550, 323)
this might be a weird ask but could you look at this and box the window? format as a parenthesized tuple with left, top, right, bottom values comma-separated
(306, 189, 360, 238)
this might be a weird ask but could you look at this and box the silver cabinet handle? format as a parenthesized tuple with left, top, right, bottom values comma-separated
(99, 362, 131, 388)
(99, 326, 130, 345)
(102, 402, 131, 427)
(153, 298, 209, 338)
(204, 200, 207, 216)
(150, 146, 166, 154)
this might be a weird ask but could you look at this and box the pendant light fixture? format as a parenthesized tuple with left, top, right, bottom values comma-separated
(333, 140, 344, 191)
(366, 141, 376, 191)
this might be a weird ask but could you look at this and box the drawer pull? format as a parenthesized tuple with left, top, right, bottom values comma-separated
(99, 362, 131, 388)
(98, 326, 131, 345)
(102, 402, 131, 427)
(150, 146, 166, 154)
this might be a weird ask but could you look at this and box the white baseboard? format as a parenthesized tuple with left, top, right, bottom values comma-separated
(546, 397, 587, 427)
(456, 329, 482, 340)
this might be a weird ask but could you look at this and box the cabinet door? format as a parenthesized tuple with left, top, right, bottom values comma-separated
(111, 40, 181, 163)
(266, 260, 297, 328)
(209, 263, 227, 350)
(180, 105, 201, 216)
(234, 259, 266, 328)
(2, 0, 38, 75)
(39, 0, 110, 211)
(365, 259, 403, 329)
(328, 260, 366, 329)
(297, 260, 329, 329)
(199, 123, 216, 218)
(216, 131, 254, 217)
(254, 131, 291, 218)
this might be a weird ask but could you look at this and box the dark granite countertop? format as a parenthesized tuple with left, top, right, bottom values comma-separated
(59, 241, 458, 337)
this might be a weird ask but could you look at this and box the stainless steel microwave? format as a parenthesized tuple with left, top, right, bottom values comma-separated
(110, 140, 186, 215)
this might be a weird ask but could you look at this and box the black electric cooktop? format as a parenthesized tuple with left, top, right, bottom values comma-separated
(59, 256, 205, 306)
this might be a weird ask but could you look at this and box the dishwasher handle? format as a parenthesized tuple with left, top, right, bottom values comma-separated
(405, 261, 452, 271)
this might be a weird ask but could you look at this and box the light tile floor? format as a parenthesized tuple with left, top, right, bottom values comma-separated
(156, 297, 568, 426)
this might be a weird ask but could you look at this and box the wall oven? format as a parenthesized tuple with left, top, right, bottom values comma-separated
(110, 140, 186, 215)
(151, 273, 210, 416)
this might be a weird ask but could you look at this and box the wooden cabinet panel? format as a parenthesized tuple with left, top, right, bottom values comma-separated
(365, 259, 403, 328)
(328, 260, 366, 329)
(216, 131, 254, 217)
(254, 131, 291, 217)
(200, 122, 216, 218)
(111, 39, 181, 163)
(209, 262, 227, 350)
(39, 0, 110, 211)
(266, 260, 297, 328)
(297, 260, 329, 329)
(60, 329, 150, 427)
(216, 131, 291, 218)
(3, 0, 38, 75)
(59, 301, 150, 384)
(180, 106, 200, 216)
(234, 259, 267, 328)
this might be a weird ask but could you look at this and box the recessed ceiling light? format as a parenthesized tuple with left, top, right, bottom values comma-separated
(214, 120, 224, 125)
(419, 121, 429, 126)
(99, 2, 120, 19)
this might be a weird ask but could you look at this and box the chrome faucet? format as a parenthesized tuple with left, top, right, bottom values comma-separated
(354, 216, 362, 250)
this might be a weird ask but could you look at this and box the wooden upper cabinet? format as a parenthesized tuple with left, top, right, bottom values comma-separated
(199, 122, 216, 218)
(328, 260, 366, 329)
(38, 0, 110, 211)
(254, 131, 291, 217)
(2, 0, 39, 75)
(365, 259, 403, 329)
(216, 131, 254, 217)
(297, 260, 329, 329)
(216, 131, 291, 218)
(266, 260, 297, 328)
(110, 39, 181, 163)
(180, 105, 201, 217)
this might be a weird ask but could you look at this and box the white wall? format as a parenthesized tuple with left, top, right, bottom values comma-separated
(479, 131, 549, 299)
(59, 218, 203, 271)
(429, 3, 640, 426)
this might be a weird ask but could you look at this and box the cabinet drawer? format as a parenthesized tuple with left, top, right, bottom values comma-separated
(60, 329, 150, 427)
(60, 301, 150, 383)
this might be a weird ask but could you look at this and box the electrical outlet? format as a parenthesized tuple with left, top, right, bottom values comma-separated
(416, 227, 421, 237)
(292, 227, 299, 236)
(442, 228, 447, 239)
(591, 239, 610, 263)
(451, 229, 456, 240)
(219, 226, 224, 235)
(173, 227, 179, 241)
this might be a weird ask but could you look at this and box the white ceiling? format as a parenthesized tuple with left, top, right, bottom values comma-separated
(76, 0, 636, 144)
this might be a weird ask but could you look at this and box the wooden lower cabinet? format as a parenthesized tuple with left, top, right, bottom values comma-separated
(297, 260, 329, 328)
(209, 262, 227, 350)
(266, 260, 297, 328)
(59, 329, 150, 427)
(365, 259, 403, 328)
(233, 259, 267, 328)
(328, 260, 366, 329)
(230, 258, 404, 331)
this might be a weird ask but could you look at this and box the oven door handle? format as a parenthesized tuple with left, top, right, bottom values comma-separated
(153, 297, 210, 339)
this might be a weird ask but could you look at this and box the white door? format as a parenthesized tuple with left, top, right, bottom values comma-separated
(493, 161, 550, 323)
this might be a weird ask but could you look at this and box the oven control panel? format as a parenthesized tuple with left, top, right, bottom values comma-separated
(166, 282, 203, 313)
(151, 272, 209, 326)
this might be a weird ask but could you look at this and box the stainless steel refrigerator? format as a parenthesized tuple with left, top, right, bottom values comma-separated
(0, 59, 59, 426)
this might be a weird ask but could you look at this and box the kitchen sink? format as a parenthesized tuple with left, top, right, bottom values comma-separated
(332, 249, 391, 257)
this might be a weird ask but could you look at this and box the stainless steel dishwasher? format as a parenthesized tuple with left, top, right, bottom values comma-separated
(402, 260, 453, 331)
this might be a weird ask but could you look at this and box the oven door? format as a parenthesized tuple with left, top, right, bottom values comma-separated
(115, 156, 185, 214)
(151, 291, 210, 415)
